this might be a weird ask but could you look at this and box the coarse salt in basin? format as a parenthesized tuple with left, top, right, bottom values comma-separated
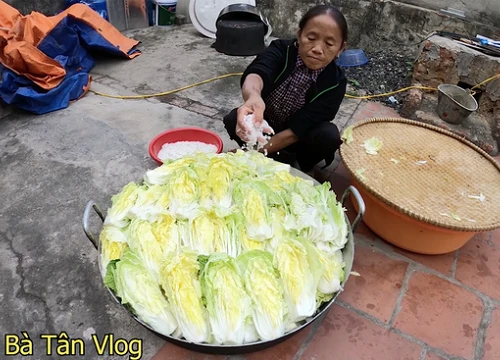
(149, 127, 224, 165)
(158, 141, 219, 161)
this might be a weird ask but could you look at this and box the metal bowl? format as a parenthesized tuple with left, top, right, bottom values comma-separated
(82, 169, 365, 354)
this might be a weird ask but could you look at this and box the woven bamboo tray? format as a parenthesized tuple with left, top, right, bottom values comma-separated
(339, 118, 500, 236)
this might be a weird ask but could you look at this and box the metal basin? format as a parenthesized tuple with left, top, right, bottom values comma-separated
(82, 170, 365, 354)
(436, 84, 478, 125)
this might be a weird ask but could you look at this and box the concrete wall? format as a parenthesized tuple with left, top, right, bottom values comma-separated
(395, 0, 500, 25)
(257, 0, 500, 56)
(4, 0, 66, 15)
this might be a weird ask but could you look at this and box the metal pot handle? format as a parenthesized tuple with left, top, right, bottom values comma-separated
(341, 186, 365, 233)
(82, 200, 105, 250)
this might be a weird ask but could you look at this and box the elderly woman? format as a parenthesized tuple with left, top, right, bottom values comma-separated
(223, 5, 349, 174)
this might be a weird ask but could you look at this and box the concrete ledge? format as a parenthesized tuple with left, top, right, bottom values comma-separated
(406, 92, 499, 156)
(413, 35, 500, 119)
(257, 0, 499, 57)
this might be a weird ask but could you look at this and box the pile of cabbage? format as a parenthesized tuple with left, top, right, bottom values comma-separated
(100, 150, 349, 345)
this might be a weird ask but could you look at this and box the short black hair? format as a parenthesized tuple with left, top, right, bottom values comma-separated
(298, 5, 348, 43)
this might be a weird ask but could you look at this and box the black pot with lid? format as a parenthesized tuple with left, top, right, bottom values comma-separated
(212, 4, 272, 56)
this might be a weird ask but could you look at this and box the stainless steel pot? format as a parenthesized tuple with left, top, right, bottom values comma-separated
(82, 171, 365, 355)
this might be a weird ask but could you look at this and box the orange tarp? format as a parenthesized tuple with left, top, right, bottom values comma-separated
(0, 1, 140, 90)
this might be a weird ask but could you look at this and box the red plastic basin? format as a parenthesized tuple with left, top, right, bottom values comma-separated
(149, 127, 224, 166)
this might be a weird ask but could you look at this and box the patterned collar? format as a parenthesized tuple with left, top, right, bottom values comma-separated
(295, 53, 324, 82)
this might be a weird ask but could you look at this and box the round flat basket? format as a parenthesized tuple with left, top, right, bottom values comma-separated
(339, 117, 500, 254)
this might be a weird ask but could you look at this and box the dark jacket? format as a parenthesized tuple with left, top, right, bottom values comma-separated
(240, 39, 347, 140)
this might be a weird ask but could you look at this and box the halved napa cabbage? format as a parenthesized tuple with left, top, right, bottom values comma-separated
(127, 218, 164, 283)
(206, 156, 234, 209)
(128, 184, 166, 222)
(160, 249, 211, 343)
(233, 180, 274, 241)
(237, 250, 286, 341)
(114, 249, 178, 337)
(200, 252, 251, 345)
(273, 236, 324, 322)
(187, 210, 236, 257)
(283, 192, 318, 233)
(164, 167, 201, 220)
(99, 225, 129, 277)
(150, 213, 181, 255)
(317, 249, 346, 295)
(225, 213, 259, 256)
(268, 207, 287, 251)
(105, 182, 139, 228)
(328, 195, 349, 251)
(143, 157, 196, 185)
(296, 182, 349, 254)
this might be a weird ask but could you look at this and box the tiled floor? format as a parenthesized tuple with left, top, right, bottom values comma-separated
(153, 100, 500, 360)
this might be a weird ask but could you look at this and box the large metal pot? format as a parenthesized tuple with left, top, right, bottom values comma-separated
(436, 84, 478, 125)
(82, 170, 365, 355)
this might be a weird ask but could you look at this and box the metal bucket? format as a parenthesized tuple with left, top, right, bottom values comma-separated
(82, 173, 365, 355)
(436, 84, 478, 125)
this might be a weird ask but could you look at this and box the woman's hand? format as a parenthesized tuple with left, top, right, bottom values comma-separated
(236, 95, 266, 142)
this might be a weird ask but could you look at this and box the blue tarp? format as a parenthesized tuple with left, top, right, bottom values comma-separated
(0, 3, 141, 115)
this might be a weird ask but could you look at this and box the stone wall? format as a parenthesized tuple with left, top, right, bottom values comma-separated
(257, 0, 499, 56)
(402, 35, 500, 156)
(4, 0, 66, 15)
(413, 36, 500, 120)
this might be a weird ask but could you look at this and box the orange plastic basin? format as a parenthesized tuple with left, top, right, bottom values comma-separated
(349, 178, 476, 255)
(339, 118, 500, 255)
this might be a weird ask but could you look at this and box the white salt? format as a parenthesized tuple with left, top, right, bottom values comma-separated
(157, 141, 218, 161)
(242, 114, 274, 151)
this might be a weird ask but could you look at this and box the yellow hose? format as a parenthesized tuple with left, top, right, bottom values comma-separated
(89, 73, 245, 99)
(344, 85, 437, 99)
(89, 72, 500, 101)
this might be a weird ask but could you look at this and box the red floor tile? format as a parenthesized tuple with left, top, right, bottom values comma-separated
(484, 306, 500, 360)
(425, 352, 446, 360)
(301, 305, 422, 360)
(394, 272, 483, 359)
(350, 101, 402, 123)
(152, 343, 226, 360)
(245, 326, 313, 360)
(492, 228, 500, 248)
(339, 245, 409, 323)
(353, 221, 379, 242)
(152, 327, 313, 360)
(455, 237, 500, 301)
(395, 248, 455, 275)
(328, 165, 351, 200)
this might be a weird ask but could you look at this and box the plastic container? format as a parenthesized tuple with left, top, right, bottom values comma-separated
(147, 0, 154, 26)
(339, 117, 500, 255)
(148, 127, 224, 165)
(153, 0, 178, 26)
(337, 49, 369, 67)
(65, 0, 109, 20)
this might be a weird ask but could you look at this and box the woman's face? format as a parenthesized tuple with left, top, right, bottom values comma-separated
(297, 14, 346, 70)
